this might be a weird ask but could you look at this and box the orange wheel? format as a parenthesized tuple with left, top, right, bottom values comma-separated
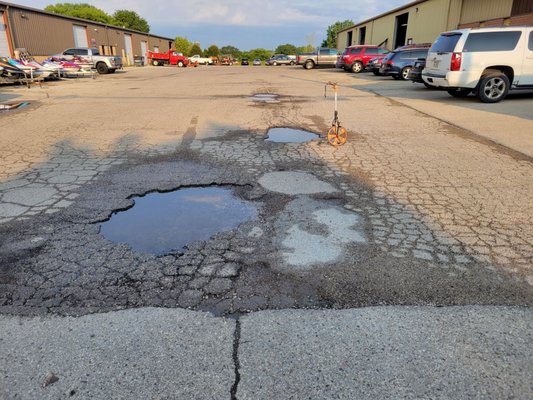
(327, 126, 347, 146)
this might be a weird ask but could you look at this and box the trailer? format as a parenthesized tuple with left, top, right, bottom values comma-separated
(147, 50, 189, 67)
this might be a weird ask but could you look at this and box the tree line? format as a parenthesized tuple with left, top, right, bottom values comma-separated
(45, 3, 150, 33)
(174, 38, 319, 60)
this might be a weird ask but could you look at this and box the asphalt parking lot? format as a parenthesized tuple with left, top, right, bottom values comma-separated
(1, 65, 532, 399)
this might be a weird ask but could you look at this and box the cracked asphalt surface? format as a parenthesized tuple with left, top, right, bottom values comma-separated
(1, 65, 532, 399)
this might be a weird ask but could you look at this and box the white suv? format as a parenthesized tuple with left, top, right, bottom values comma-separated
(422, 27, 533, 103)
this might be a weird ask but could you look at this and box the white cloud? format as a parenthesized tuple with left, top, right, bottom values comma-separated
(17, 0, 406, 27)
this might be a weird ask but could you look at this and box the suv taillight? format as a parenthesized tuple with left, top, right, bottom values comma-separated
(386, 59, 394, 65)
(451, 52, 462, 71)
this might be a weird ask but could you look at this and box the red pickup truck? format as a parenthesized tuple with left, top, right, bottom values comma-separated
(147, 50, 189, 67)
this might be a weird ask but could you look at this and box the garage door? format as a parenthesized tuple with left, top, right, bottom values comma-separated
(140, 41, 147, 65)
(124, 34, 133, 65)
(73, 25, 88, 47)
(0, 11, 11, 57)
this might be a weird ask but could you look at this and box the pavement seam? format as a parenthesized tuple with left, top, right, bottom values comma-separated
(230, 317, 242, 400)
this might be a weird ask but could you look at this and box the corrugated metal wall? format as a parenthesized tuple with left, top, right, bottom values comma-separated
(2, 4, 173, 63)
(8, 8, 74, 55)
(337, 0, 457, 50)
(460, 0, 513, 24)
(337, 0, 532, 51)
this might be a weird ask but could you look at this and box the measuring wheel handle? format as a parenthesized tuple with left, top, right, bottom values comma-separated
(324, 81, 348, 146)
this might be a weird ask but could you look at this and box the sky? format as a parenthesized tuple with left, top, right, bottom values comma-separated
(13, 0, 409, 50)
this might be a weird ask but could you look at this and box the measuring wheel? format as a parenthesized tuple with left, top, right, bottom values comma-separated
(324, 81, 348, 146)
(327, 125, 347, 146)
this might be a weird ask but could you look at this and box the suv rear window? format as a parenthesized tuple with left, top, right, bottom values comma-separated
(463, 31, 521, 52)
(429, 33, 462, 53)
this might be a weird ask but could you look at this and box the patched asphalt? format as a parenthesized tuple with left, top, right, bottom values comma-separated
(1, 66, 532, 399)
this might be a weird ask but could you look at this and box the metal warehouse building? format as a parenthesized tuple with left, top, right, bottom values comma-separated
(337, 0, 533, 50)
(0, 1, 174, 65)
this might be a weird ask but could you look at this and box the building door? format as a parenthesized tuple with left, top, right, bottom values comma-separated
(394, 13, 409, 49)
(346, 31, 353, 47)
(140, 41, 148, 65)
(73, 25, 88, 47)
(0, 11, 11, 57)
(359, 27, 366, 45)
(124, 34, 133, 65)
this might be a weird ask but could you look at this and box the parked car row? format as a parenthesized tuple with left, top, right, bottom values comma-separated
(333, 26, 533, 103)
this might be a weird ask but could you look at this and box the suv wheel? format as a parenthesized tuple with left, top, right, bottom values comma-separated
(177, 61, 184, 67)
(400, 66, 411, 80)
(476, 72, 510, 103)
(351, 61, 363, 73)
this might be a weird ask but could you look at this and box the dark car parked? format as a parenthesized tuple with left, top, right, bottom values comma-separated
(367, 57, 384, 76)
(241, 58, 249, 66)
(407, 58, 435, 88)
(379, 45, 430, 80)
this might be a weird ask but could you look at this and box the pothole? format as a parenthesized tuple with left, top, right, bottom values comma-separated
(266, 128, 319, 143)
(247, 93, 279, 103)
(0, 102, 30, 111)
(99, 186, 258, 255)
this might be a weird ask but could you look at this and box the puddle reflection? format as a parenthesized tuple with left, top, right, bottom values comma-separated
(266, 127, 319, 143)
(100, 187, 257, 255)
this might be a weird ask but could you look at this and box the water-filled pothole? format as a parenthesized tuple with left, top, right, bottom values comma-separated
(0, 102, 30, 111)
(99, 186, 258, 255)
(248, 93, 279, 103)
(266, 127, 319, 143)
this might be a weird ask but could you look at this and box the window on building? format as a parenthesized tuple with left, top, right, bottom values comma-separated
(529, 31, 533, 51)
(511, 0, 533, 16)
(463, 31, 522, 52)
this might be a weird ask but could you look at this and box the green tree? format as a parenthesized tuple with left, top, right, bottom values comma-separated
(246, 48, 272, 60)
(321, 20, 354, 48)
(296, 45, 315, 54)
(205, 45, 220, 58)
(189, 43, 203, 57)
(275, 43, 298, 55)
(112, 10, 150, 33)
(220, 45, 241, 58)
(45, 3, 113, 24)
(174, 36, 192, 55)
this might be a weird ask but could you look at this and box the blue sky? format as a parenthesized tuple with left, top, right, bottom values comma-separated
(14, 0, 409, 50)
